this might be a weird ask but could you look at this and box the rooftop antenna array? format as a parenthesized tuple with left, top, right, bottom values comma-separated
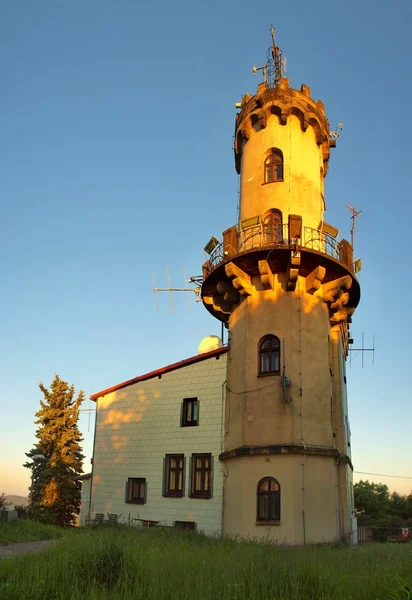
(252, 26, 287, 88)
(342, 207, 373, 366)
(152, 266, 202, 315)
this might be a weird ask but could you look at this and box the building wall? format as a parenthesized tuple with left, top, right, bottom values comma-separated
(223, 455, 339, 544)
(90, 353, 227, 534)
(225, 274, 333, 451)
(330, 327, 356, 542)
(222, 273, 346, 543)
(239, 114, 325, 231)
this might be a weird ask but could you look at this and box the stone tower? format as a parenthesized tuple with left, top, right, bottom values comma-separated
(201, 33, 360, 545)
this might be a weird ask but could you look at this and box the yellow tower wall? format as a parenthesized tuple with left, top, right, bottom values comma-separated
(239, 114, 325, 230)
(223, 455, 339, 544)
(226, 275, 333, 450)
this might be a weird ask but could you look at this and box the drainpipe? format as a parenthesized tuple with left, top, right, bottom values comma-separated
(220, 380, 227, 537)
(301, 456, 306, 545)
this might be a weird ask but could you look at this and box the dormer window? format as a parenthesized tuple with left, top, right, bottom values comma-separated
(264, 150, 283, 183)
(258, 335, 280, 375)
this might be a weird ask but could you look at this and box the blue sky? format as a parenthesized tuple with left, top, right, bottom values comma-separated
(1, 0, 411, 497)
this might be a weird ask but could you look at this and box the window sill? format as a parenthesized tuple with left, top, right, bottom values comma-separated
(126, 499, 145, 505)
(163, 492, 183, 498)
(258, 371, 280, 378)
(181, 422, 199, 428)
(190, 492, 212, 500)
(256, 520, 281, 526)
(261, 180, 284, 186)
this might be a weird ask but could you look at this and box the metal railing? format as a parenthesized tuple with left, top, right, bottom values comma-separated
(208, 224, 341, 269)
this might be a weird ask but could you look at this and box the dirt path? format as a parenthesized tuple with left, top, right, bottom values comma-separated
(0, 539, 58, 558)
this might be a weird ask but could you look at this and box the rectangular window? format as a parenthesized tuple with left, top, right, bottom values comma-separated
(190, 453, 212, 499)
(164, 454, 184, 497)
(126, 477, 146, 504)
(174, 521, 196, 530)
(182, 397, 199, 427)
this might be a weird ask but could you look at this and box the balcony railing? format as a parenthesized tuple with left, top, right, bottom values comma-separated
(207, 224, 342, 270)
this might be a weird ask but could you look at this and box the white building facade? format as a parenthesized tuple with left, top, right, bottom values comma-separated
(89, 347, 227, 534)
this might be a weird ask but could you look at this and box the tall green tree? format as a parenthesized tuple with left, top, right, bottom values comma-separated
(354, 480, 391, 521)
(24, 375, 85, 526)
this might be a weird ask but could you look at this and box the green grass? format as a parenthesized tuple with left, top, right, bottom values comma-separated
(0, 526, 411, 599)
(0, 520, 65, 545)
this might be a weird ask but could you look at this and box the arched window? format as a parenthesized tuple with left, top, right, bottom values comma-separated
(258, 335, 280, 375)
(263, 210, 283, 244)
(257, 477, 280, 522)
(264, 150, 283, 183)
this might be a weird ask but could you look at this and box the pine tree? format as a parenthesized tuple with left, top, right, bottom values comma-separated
(24, 375, 85, 526)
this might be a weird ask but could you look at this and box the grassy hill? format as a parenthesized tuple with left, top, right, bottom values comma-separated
(5, 495, 29, 508)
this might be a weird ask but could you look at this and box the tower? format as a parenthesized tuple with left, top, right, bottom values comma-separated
(201, 31, 360, 545)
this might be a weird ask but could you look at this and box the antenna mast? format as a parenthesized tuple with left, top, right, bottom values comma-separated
(348, 333, 375, 368)
(152, 266, 202, 315)
(270, 26, 283, 87)
(345, 204, 362, 252)
(252, 26, 286, 88)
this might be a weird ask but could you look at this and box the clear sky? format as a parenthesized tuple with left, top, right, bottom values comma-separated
(1, 0, 411, 498)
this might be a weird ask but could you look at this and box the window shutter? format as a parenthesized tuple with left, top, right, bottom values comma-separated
(182, 456, 186, 497)
(210, 456, 214, 499)
(162, 457, 167, 497)
(188, 455, 193, 498)
(125, 479, 129, 503)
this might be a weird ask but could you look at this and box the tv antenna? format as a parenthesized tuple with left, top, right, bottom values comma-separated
(345, 204, 362, 252)
(79, 395, 96, 433)
(252, 26, 287, 88)
(348, 332, 375, 368)
(152, 266, 202, 315)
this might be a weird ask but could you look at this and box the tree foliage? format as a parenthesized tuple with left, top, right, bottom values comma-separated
(0, 493, 11, 512)
(24, 375, 85, 526)
(354, 480, 412, 525)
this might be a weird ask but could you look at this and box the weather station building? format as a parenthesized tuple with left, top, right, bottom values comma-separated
(87, 31, 360, 545)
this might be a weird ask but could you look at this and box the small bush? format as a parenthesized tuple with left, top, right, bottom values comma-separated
(13, 505, 28, 519)
(0, 494, 11, 512)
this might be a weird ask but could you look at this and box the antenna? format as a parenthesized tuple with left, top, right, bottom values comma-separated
(183, 265, 191, 316)
(270, 26, 283, 87)
(252, 26, 286, 88)
(152, 269, 159, 311)
(330, 123, 344, 139)
(79, 402, 96, 433)
(345, 204, 362, 252)
(166, 265, 174, 315)
(152, 266, 202, 315)
(348, 333, 375, 368)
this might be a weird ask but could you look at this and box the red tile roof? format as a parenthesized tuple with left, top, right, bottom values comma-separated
(90, 346, 229, 401)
